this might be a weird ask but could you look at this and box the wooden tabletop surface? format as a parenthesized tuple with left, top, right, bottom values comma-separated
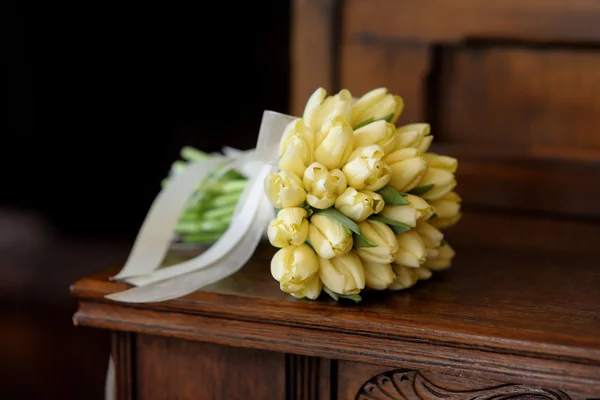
(71, 211, 600, 366)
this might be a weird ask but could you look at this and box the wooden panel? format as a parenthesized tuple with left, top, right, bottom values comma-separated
(436, 46, 600, 153)
(135, 335, 285, 400)
(291, 0, 337, 117)
(340, 43, 431, 123)
(337, 361, 584, 399)
(111, 332, 134, 400)
(342, 0, 600, 43)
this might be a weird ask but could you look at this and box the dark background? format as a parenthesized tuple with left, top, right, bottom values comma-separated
(3, 1, 290, 398)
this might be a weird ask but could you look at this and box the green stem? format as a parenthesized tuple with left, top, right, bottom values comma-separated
(180, 146, 210, 162)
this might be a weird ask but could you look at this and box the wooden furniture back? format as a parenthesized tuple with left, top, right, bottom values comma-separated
(292, 0, 600, 219)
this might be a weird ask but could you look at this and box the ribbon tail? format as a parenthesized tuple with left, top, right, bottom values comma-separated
(123, 163, 273, 287)
(105, 195, 273, 303)
(112, 156, 229, 280)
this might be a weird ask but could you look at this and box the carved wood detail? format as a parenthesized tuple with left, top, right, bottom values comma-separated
(356, 369, 571, 400)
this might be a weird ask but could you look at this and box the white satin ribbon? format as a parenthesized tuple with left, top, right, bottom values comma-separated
(106, 110, 297, 303)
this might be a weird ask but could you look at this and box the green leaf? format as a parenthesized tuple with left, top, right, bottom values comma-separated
(314, 208, 361, 235)
(355, 117, 374, 129)
(428, 213, 438, 220)
(301, 202, 314, 217)
(376, 186, 410, 205)
(409, 184, 435, 196)
(323, 287, 362, 303)
(440, 239, 446, 246)
(377, 113, 394, 123)
(353, 232, 377, 248)
(339, 293, 362, 303)
(323, 287, 339, 301)
(305, 237, 315, 250)
(369, 215, 411, 234)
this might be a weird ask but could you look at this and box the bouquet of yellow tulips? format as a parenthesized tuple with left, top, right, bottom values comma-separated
(264, 87, 461, 302)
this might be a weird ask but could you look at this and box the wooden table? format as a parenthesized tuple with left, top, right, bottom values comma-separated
(70, 211, 600, 399)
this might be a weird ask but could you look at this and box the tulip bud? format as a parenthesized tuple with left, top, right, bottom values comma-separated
(308, 213, 353, 259)
(393, 230, 427, 268)
(378, 194, 435, 227)
(416, 168, 457, 203)
(318, 251, 365, 295)
(355, 220, 399, 264)
(342, 145, 392, 191)
(281, 274, 323, 300)
(314, 115, 354, 170)
(303, 88, 352, 136)
(384, 148, 428, 193)
(362, 260, 396, 290)
(394, 123, 433, 154)
(267, 207, 309, 248)
(388, 265, 418, 290)
(302, 162, 347, 209)
(264, 170, 307, 208)
(429, 192, 462, 229)
(425, 242, 455, 271)
(351, 88, 404, 127)
(413, 266, 433, 280)
(415, 220, 444, 258)
(278, 118, 315, 178)
(424, 153, 458, 173)
(271, 243, 319, 286)
(353, 120, 397, 154)
(334, 187, 384, 222)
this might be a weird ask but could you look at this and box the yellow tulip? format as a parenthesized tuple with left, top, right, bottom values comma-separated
(355, 220, 399, 264)
(415, 221, 444, 258)
(394, 123, 433, 154)
(267, 207, 309, 248)
(383, 148, 428, 193)
(413, 266, 433, 280)
(353, 120, 397, 154)
(362, 260, 396, 290)
(334, 187, 384, 222)
(308, 213, 353, 259)
(342, 145, 392, 191)
(425, 242, 455, 271)
(429, 191, 462, 229)
(264, 170, 307, 208)
(314, 115, 354, 170)
(278, 118, 315, 178)
(280, 273, 323, 300)
(351, 87, 404, 128)
(303, 88, 352, 136)
(393, 230, 427, 268)
(302, 162, 347, 209)
(270, 243, 319, 286)
(318, 251, 365, 295)
(378, 194, 435, 228)
(416, 153, 458, 202)
(388, 265, 418, 290)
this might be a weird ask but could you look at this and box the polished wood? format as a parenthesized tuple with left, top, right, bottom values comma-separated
(135, 335, 285, 400)
(71, 212, 600, 398)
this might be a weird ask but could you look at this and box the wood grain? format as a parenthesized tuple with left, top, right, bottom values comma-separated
(135, 335, 285, 400)
(436, 46, 600, 152)
(342, 0, 600, 43)
(71, 212, 600, 396)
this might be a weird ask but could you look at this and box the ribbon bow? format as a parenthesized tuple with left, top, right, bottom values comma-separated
(106, 111, 296, 303)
